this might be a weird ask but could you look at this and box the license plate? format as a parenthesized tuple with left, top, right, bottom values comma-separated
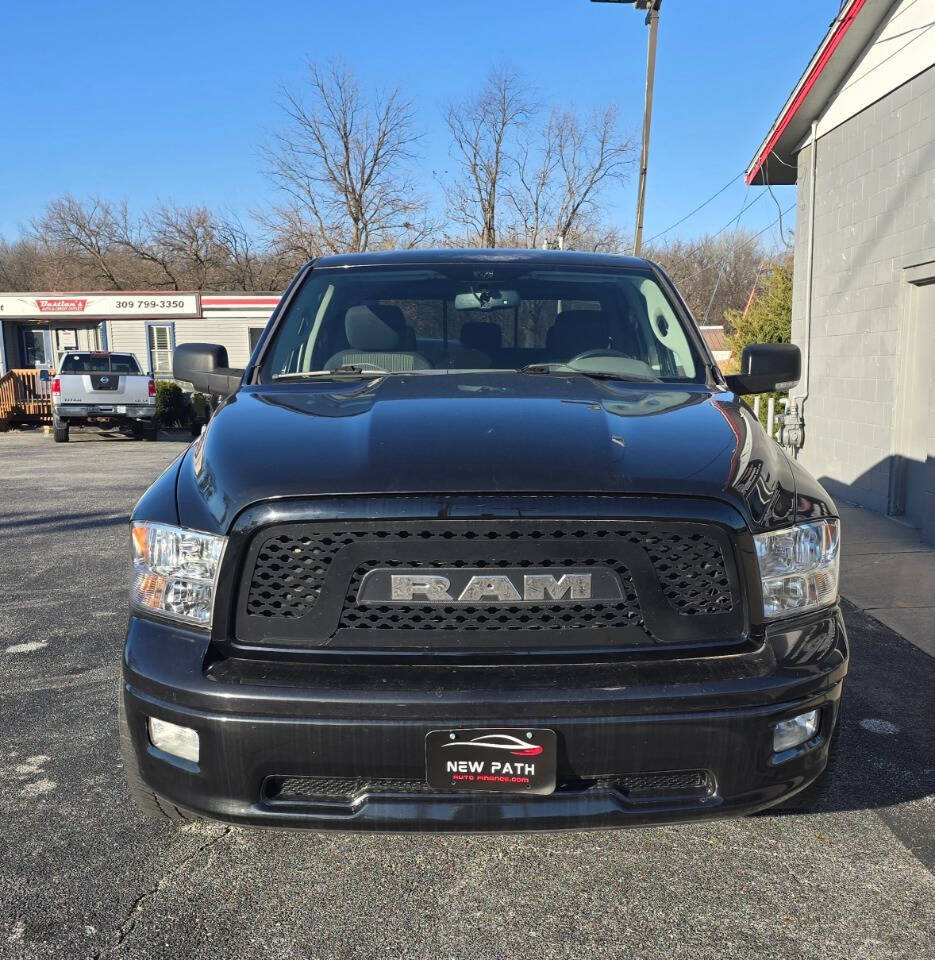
(425, 727, 557, 795)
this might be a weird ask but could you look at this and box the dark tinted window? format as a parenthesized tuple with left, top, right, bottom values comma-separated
(60, 353, 140, 374)
(109, 354, 141, 373)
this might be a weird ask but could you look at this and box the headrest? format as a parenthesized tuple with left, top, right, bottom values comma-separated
(552, 309, 606, 329)
(460, 321, 502, 356)
(345, 304, 406, 351)
(547, 310, 614, 356)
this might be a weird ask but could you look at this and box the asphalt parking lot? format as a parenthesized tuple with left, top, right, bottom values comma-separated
(1, 429, 933, 960)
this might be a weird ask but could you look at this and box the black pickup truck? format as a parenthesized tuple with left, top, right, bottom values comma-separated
(119, 249, 846, 830)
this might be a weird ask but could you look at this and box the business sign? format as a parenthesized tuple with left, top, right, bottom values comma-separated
(0, 293, 200, 319)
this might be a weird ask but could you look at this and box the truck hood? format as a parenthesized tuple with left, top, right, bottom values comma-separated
(176, 372, 799, 533)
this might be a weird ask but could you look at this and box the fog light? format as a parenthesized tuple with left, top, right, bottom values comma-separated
(773, 709, 820, 752)
(148, 717, 200, 763)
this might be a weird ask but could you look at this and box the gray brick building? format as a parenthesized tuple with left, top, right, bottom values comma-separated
(747, 0, 935, 544)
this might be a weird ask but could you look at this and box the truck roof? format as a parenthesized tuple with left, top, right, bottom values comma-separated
(313, 248, 653, 270)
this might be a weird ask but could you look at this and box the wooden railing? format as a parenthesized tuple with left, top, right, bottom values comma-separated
(0, 369, 55, 429)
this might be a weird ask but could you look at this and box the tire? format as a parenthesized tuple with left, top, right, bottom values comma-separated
(771, 700, 844, 813)
(118, 677, 195, 824)
(53, 420, 69, 443)
(145, 421, 159, 442)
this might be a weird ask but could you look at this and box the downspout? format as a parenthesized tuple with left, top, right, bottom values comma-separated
(802, 119, 818, 410)
(785, 120, 818, 456)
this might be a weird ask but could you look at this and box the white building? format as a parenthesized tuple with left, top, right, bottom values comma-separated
(0, 292, 281, 377)
(746, 0, 935, 544)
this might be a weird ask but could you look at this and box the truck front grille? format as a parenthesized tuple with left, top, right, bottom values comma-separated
(235, 517, 743, 652)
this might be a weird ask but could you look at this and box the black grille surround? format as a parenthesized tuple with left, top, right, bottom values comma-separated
(234, 517, 746, 654)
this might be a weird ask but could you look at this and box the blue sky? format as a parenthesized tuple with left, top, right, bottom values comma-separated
(0, 0, 835, 246)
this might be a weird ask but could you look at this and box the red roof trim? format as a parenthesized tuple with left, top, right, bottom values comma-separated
(746, 0, 868, 184)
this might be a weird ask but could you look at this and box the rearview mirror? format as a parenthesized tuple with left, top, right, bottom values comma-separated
(454, 289, 520, 311)
(173, 343, 245, 397)
(725, 343, 800, 396)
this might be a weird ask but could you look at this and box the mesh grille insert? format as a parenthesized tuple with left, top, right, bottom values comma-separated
(264, 770, 712, 805)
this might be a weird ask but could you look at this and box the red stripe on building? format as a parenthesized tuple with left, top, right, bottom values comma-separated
(746, 0, 868, 184)
(202, 297, 281, 306)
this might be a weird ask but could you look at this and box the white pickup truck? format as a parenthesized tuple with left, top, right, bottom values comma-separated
(51, 351, 158, 442)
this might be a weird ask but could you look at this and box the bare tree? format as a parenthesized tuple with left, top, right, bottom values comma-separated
(446, 77, 633, 251)
(111, 202, 229, 290)
(502, 132, 557, 250)
(215, 213, 290, 291)
(444, 68, 534, 247)
(0, 238, 51, 291)
(263, 61, 432, 255)
(548, 107, 634, 246)
(260, 205, 324, 266)
(17, 195, 296, 293)
(147, 203, 224, 290)
(646, 230, 767, 328)
(112, 201, 182, 289)
(35, 196, 124, 288)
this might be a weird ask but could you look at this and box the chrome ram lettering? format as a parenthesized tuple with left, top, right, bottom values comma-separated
(457, 576, 523, 602)
(522, 574, 591, 600)
(388, 573, 593, 603)
(390, 575, 453, 601)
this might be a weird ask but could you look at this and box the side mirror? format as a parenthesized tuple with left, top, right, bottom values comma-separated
(173, 343, 245, 397)
(725, 343, 800, 396)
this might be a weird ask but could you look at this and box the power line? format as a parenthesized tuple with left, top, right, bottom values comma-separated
(755, 203, 796, 241)
(644, 171, 745, 246)
(671, 202, 796, 286)
(702, 185, 751, 323)
(762, 160, 791, 247)
(666, 190, 766, 271)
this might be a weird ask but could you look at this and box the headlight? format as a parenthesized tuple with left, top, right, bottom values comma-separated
(131, 522, 226, 627)
(753, 519, 840, 619)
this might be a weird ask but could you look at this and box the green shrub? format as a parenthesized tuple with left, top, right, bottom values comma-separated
(190, 392, 211, 424)
(725, 262, 792, 431)
(155, 381, 185, 428)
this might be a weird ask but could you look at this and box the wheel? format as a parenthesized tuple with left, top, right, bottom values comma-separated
(771, 700, 844, 813)
(118, 677, 195, 824)
(145, 421, 159, 442)
(53, 420, 69, 443)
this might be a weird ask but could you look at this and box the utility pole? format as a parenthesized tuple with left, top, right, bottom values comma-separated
(589, 0, 662, 256)
(633, 0, 660, 256)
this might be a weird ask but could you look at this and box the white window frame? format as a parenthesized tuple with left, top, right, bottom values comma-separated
(247, 326, 266, 358)
(146, 321, 176, 378)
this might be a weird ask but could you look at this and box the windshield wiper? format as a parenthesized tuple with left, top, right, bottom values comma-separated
(517, 363, 660, 383)
(273, 364, 391, 381)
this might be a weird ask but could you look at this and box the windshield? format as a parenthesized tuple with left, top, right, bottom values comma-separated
(259, 265, 702, 383)
(60, 353, 141, 374)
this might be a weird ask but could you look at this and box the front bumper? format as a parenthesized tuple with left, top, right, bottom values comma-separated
(122, 608, 848, 831)
(56, 403, 155, 420)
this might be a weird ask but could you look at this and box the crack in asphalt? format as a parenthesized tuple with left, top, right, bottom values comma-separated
(91, 826, 232, 958)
